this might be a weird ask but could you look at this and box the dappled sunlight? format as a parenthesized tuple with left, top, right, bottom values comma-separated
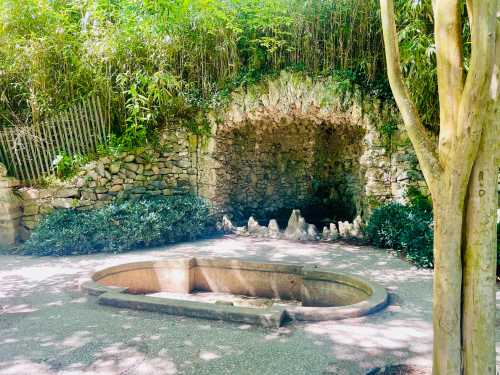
(303, 316, 433, 371)
(0, 359, 54, 375)
(199, 351, 220, 361)
(1, 236, 492, 374)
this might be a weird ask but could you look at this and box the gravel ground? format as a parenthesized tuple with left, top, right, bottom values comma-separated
(0, 236, 497, 375)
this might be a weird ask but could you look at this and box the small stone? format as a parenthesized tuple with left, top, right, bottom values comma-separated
(110, 184, 123, 193)
(222, 215, 235, 233)
(338, 221, 353, 238)
(268, 219, 280, 239)
(109, 163, 121, 174)
(322, 226, 331, 241)
(352, 215, 364, 238)
(329, 223, 339, 240)
(126, 163, 139, 173)
(284, 209, 308, 241)
(52, 198, 75, 209)
(306, 224, 319, 240)
(55, 188, 79, 198)
(0, 163, 7, 177)
(123, 154, 135, 162)
(247, 216, 261, 235)
(81, 191, 96, 201)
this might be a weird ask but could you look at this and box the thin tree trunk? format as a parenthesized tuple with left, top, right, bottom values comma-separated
(432, 199, 464, 375)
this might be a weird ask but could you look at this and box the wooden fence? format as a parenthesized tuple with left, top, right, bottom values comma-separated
(0, 96, 110, 182)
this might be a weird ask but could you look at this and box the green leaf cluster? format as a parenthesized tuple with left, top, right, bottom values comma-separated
(21, 195, 219, 256)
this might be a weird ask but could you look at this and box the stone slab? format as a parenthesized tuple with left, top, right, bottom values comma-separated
(98, 291, 286, 328)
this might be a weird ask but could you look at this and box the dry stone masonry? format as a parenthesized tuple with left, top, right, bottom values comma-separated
(16, 127, 197, 239)
(0, 163, 21, 247)
(6, 72, 427, 242)
(196, 71, 421, 224)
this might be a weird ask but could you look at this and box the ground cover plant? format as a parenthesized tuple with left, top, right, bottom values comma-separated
(21, 195, 218, 256)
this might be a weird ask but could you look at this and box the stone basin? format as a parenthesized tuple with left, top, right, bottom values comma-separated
(83, 257, 389, 328)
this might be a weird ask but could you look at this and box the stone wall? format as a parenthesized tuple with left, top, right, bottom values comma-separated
(16, 127, 197, 240)
(196, 71, 420, 224)
(8, 72, 425, 241)
(0, 163, 21, 248)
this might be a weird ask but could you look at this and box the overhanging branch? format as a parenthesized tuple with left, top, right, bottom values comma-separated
(379, 0, 442, 194)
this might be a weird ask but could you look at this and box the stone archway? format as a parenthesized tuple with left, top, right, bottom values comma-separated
(196, 72, 414, 226)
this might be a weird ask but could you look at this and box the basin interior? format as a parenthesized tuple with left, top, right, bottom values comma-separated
(92, 258, 372, 308)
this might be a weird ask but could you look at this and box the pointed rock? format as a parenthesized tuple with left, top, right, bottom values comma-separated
(306, 224, 319, 241)
(222, 215, 235, 233)
(322, 226, 331, 241)
(352, 215, 364, 238)
(284, 210, 311, 240)
(248, 216, 260, 235)
(268, 219, 280, 239)
(338, 221, 353, 238)
(329, 223, 339, 240)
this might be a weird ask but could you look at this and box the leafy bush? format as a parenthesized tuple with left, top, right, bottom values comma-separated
(366, 201, 499, 271)
(365, 202, 434, 268)
(52, 152, 90, 180)
(22, 195, 219, 256)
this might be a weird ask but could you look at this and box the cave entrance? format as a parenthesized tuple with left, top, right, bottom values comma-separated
(215, 118, 366, 229)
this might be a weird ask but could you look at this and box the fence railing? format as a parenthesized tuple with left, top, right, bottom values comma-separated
(0, 96, 110, 182)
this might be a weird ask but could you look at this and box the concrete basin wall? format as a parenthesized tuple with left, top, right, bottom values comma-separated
(90, 258, 387, 317)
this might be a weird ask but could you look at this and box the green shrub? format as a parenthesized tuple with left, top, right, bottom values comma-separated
(22, 195, 219, 256)
(365, 202, 434, 268)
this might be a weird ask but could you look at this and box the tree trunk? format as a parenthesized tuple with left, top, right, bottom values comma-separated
(379, 1, 498, 373)
(432, 196, 464, 374)
(461, 115, 498, 375)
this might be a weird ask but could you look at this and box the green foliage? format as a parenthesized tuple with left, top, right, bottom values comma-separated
(0, 0, 444, 138)
(365, 202, 434, 268)
(21, 195, 219, 256)
(52, 152, 90, 180)
(405, 185, 432, 213)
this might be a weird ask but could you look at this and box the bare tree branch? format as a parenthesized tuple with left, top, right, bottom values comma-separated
(379, 0, 442, 194)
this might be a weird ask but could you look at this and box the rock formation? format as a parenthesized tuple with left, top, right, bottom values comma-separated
(268, 219, 281, 239)
(284, 210, 308, 240)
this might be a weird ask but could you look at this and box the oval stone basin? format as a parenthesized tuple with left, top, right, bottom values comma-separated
(83, 257, 388, 328)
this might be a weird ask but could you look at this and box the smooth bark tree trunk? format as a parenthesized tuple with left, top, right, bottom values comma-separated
(432, 200, 464, 374)
(462, 112, 498, 375)
(379, 0, 498, 373)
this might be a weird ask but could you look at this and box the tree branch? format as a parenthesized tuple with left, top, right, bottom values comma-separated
(454, 0, 497, 169)
(434, 0, 464, 160)
(379, 0, 442, 194)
